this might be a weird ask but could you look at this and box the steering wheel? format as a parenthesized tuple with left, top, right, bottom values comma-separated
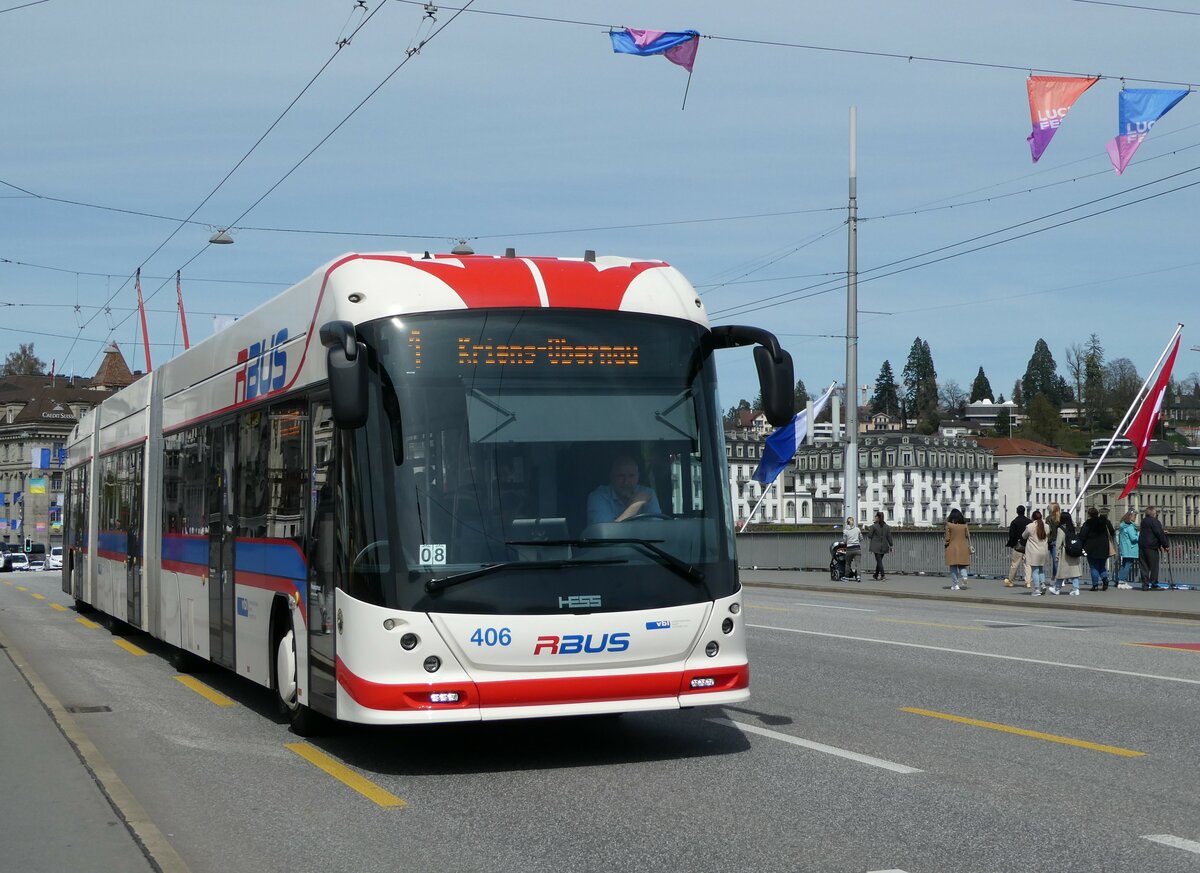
(352, 541, 391, 571)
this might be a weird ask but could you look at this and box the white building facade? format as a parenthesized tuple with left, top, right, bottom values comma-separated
(977, 437, 1085, 522)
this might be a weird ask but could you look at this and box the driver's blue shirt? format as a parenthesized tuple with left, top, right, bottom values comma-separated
(586, 485, 661, 524)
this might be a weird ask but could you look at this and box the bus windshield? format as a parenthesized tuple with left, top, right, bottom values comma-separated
(331, 309, 735, 615)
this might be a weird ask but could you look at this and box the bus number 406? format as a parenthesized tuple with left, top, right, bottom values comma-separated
(469, 627, 512, 647)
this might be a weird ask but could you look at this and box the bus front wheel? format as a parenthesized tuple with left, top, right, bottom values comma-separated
(273, 612, 324, 736)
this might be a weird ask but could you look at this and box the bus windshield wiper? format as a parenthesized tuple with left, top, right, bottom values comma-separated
(425, 557, 627, 595)
(507, 538, 707, 590)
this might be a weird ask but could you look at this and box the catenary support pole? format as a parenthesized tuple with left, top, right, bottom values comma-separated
(844, 106, 859, 523)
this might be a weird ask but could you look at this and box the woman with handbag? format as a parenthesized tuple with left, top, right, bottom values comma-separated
(1079, 506, 1115, 591)
(944, 508, 971, 591)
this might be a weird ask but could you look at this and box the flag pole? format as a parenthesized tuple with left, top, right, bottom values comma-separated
(1069, 322, 1182, 515)
(844, 106, 860, 524)
(740, 480, 776, 534)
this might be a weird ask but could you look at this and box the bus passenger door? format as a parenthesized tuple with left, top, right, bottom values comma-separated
(207, 421, 237, 669)
(125, 445, 144, 628)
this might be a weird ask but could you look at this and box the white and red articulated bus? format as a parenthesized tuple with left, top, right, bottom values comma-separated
(63, 251, 793, 733)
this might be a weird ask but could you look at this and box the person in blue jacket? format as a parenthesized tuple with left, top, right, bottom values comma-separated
(1117, 511, 1139, 585)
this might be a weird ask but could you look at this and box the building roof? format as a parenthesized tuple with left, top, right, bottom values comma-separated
(976, 437, 1078, 459)
(12, 393, 79, 426)
(92, 343, 136, 388)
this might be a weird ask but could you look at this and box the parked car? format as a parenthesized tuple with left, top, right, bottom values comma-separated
(25, 559, 44, 572)
(46, 547, 62, 570)
(5, 553, 29, 571)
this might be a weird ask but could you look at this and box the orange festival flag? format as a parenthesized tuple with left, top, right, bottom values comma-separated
(1026, 75, 1099, 162)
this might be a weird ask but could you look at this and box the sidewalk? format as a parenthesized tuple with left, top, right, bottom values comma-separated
(740, 567, 1200, 621)
(0, 633, 157, 873)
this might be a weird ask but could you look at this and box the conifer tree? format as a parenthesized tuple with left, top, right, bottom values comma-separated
(868, 360, 899, 416)
(969, 366, 994, 402)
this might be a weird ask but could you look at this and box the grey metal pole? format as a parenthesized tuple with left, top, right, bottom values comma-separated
(845, 106, 860, 523)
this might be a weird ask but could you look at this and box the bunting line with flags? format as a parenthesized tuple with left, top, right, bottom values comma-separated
(1119, 332, 1181, 500)
(1106, 88, 1189, 175)
(1026, 75, 1099, 163)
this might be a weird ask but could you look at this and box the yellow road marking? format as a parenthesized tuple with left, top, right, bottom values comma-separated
(745, 604, 789, 612)
(76, 617, 101, 629)
(113, 639, 148, 656)
(1125, 642, 1200, 655)
(16, 586, 27, 592)
(174, 675, 235, 707)
(2, 579, 11, 585)
(30, 593, 45, 600)
(878, 618, 984, 631)
(50, 602, 67, 612)
(286, 742, 407, 808)
(900, 707, 1144, 757)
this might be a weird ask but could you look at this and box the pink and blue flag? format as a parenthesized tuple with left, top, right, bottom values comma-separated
(1106, 88, 1189, 175)
(609, 28, 699, 73)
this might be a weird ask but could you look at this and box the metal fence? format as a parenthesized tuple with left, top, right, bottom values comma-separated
(734, 529, 1200, 581)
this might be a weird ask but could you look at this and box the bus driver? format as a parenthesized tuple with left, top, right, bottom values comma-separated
(587, 455, 661, 524)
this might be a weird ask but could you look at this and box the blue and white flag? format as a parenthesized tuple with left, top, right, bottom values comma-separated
(752, 383, 837, 486)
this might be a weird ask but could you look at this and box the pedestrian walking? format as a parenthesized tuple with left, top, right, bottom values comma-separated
(866, 511, 893, 580)
(1003, 504, 1029, 588)
(944, 508, 972, 591)
(1052, 509, 1084, 596)
(1024, 509, 1050, 595)
(1079, 506, 1115, 591)
(1046, 501, 1062, 580)
(841, 516, 862, 582)
(1117, 511, 1139, 586)
(1139, 506, 1169, 590)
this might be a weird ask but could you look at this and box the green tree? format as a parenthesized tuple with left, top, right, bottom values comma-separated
(1021, 339, 1065, 408)
(902, 338, 939, 432)
(1011, 380, 1023, 411)
(969, 367, 994, 403)
(1026, 393, 1061, 445)
(868, 360, 900, 416)
(1082, 334, 1107, 429)
(793, 379, 809, 410)
(2, 343, 45, 376)
(1104, 358, 1141, 421)
(993, 407, 1012, 437)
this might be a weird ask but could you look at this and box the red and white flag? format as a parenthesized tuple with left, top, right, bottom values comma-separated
(1119, 334, 1180, 499)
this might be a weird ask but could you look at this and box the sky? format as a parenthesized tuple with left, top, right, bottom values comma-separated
(2, 0, 1199, 408)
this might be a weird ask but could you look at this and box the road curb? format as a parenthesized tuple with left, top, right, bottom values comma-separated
(742, 580, 1200, 622)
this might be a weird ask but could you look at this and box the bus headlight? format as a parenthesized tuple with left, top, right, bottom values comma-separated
(729, 602, 741, 614)
(705, 641, 719, 657)
(423, 655, 441, 673)
(722, 618, 734, 634)
(400, 633, 419, 650)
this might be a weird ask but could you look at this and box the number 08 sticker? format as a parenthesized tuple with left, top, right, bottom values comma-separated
(419, 544, 447, 565)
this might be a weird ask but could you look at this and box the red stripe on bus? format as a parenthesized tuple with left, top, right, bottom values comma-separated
(335, 658, 748, 711)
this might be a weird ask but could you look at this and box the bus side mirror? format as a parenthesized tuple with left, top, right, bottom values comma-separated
(708, 325, 795, 427)
(320, 321, 368, 429)
(754, 345, 795, 427)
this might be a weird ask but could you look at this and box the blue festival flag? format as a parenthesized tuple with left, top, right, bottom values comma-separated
(752, 383, 837, 486)
(609, 28, 700, 73)
(1106, 88, 1189, 174)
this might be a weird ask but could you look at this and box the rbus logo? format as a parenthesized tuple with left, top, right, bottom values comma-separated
(533, 632, 630, 655)
(234, 329, 288, 403)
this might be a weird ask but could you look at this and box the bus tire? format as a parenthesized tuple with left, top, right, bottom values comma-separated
(273, 609, 325, 737)
(169, 646, 198, 673)
(73, 598, 93, 614)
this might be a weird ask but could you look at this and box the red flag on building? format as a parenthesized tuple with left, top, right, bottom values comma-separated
(1119, 334, 1180, 500)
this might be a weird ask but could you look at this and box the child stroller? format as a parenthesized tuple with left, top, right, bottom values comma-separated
(829, 540, 848, 581)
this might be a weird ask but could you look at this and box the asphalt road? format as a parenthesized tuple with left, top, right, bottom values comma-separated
(2, 570, 1199, 873)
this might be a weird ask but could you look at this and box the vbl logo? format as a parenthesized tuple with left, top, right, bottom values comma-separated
(534, 632, 630, 655)
(235, 329, 288, 403)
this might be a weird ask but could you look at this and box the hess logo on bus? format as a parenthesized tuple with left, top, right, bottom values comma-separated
(234, 329, 288, 403)
(533, 632, 630, 655)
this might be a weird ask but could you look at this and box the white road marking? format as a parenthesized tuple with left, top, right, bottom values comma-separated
(1143, 834, 1200, 855)
(967, 619, 1086, 631)
(791, 602, 876, 612)
(749, 624, 1200, 686)
(715, 718, 922, 774)
(868, 869, 911, 872)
